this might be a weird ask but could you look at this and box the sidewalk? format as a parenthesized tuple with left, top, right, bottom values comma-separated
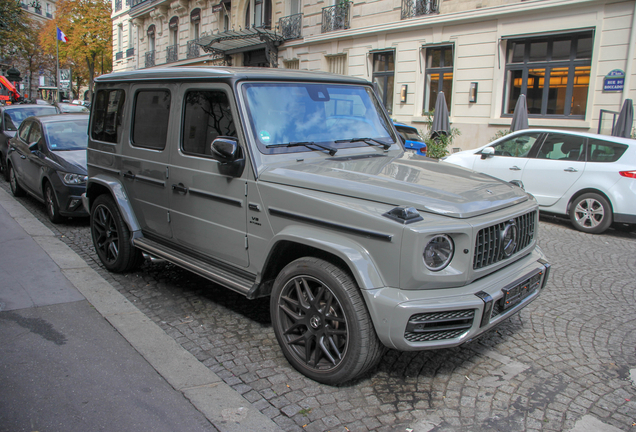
(0, 187, 281, 432)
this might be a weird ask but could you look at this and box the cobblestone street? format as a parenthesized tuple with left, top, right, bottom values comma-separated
(2, 177, 635, 432)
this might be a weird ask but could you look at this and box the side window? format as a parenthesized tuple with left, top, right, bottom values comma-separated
(181, 90, 235, 156)
(490, 133, 541, 157)
(132, 90, 170, 150)
(28, 122, 42, 145)
(537, 133, 586, 161)
(18, 120, 32, 141)
(91, 89, 126, 143)
(587, 138, 628, 162)
(4, 112, 18, 131)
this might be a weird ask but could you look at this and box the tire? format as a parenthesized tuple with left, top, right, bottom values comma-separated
(90, 194, 142, 272)
(44, 182, 63, 224)
(270, 257, 384, 385)
(569, 193, 612, 234)
(9, 164, 25, 197)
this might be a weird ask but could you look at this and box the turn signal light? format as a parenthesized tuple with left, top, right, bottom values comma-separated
(619, 170, 636, 178)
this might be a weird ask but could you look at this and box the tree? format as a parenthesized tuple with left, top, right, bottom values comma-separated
(40, 0, 112, 100)
(0, 0, 28, 58)
(11, 20, 55, 100)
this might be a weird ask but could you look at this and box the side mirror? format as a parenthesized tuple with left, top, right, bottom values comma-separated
(211, 136, 239, 162)
(28, 142, 39, 153)
(210, 136, 245, 177)
(480, 147, 495, 159)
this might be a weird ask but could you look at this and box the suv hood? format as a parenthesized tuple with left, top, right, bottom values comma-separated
(259, 153, 528, 219)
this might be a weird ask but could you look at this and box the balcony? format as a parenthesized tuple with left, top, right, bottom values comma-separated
(401, 0, 439, 20)
(321, 2, 351, 34)
(279, 13, 303, 40)
(166, 44, 178, 63)
(145, 50, 155, 68)
(46, 12, 52, 17)
(126, 47, 134, 58)
(115, 51, 123, 60)
(115, 0, 122, 11)
(187, 40, 199, 59)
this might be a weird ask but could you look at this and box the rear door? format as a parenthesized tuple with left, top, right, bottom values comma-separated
(168, 83, 249, 267)
(521, 132, 587, 207)
(471, 132, 543, 183)
(120, 85, 174, 239)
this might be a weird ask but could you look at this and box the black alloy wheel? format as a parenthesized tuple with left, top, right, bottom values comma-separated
(90, 194, 141, 272)
(9, 164, 25, 197)
(44, 182, 63, 223)
(271, 257, 383, 384)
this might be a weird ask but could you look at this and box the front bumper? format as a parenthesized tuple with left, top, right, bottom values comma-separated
(362, 247, 550, 351)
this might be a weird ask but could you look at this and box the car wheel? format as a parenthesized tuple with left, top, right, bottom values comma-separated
(90, 194, 142, 272)
(270, 257, 384, 385)
(44, 182, 63, 224)
(569, 193, 612, 234)
(9, 164, 25, 197)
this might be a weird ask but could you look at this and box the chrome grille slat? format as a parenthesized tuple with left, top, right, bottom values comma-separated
(473, 211, 536, 270)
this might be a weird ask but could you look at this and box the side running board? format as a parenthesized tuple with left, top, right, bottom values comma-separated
(133, 237, 256, 297)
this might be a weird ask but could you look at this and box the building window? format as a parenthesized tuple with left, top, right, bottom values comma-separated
(424, 45, 453, 114)
(284, 59, 299, 69)
(327, 54, 347, 75)
(246, 0, 272, 28)
(504, 31, 593, 118)
(372, 51, 394, 114)
(117, 24, 122, 54)
(128, 21, 133, 48)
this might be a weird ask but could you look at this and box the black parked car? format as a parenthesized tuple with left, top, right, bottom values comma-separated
(0, 104, 60, 179)
(7, 114, 89, 223)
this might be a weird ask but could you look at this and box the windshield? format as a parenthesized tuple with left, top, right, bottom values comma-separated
(44, 119, 89, 151)
(5, 106, 58, 131)
(242, 83, 395, 155)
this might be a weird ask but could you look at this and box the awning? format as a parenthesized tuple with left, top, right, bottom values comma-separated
(197, 27, 285, 67)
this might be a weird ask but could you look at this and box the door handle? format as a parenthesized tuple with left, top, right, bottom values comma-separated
(172, 183, 188, 194)
(20, 155, 26, 159)
(509, 166, 521, 171)
(123, 171, 136, 180)
(564, 167, 578, 172)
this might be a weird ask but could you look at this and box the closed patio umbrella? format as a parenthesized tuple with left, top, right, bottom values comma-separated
(510, 94, 529, 132)
(611, 99, 633, 138)
(431, 91, 450, 139)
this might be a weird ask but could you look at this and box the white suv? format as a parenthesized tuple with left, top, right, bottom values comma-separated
(444, 129, 636, 234)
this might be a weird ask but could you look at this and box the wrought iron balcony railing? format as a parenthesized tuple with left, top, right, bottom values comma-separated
(166, 44, 178, 63)
(126, 47, 134, 57)
(187, 40, 200, 59)
(321, 2, 351, 33)
(279, 13, 303, 40)
(46, 12, 52, 17)
(115, 51, 123, 60)
(145, 50, 155, 68)
(115, 0, 122, 11)
(130, 0, 150, 8)
(401, 0, 438, 20)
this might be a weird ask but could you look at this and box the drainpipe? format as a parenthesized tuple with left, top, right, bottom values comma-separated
(622, 1, 636, 104)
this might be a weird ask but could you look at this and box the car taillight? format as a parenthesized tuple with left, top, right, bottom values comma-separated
(619, 170, 636, 178)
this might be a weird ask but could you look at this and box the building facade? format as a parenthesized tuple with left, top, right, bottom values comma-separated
(111, 0, 636, 149)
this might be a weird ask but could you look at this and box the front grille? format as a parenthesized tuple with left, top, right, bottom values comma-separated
(405, 309, 475, 342)
(473, 211, 536, 269)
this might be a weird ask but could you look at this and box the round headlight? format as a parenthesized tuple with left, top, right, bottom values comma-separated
(423, 234, 454, 271)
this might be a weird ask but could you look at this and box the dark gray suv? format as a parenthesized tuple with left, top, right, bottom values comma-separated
(83, 67, 550, 384)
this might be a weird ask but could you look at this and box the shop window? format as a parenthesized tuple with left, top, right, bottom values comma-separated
(504, 31, 593, 118)
(424, 45, 453, 114)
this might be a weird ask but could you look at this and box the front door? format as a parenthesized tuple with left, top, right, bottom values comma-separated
(471, 132, 543, 183)
(168, 84, 249, 267)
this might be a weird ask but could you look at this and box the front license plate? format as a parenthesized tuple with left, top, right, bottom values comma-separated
(501, 272, 542, 310)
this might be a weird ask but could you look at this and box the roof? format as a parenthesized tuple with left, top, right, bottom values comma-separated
(94, 66, 370, 85)
(31, 113, 89, 124)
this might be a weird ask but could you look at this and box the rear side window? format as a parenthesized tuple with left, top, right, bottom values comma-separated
(132, 90, 170, 150)
(587, 138, 628, 162)
(181, 90, 236, 156)
(91, 89, 126, 143)
(536, 133, 586, 161)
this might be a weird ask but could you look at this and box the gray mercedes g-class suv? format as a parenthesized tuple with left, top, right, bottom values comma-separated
(83, 67, 550, 384)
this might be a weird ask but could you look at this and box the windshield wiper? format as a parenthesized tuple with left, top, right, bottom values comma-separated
(334, 137, 392, 150)
(266, 141, 338, 156)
